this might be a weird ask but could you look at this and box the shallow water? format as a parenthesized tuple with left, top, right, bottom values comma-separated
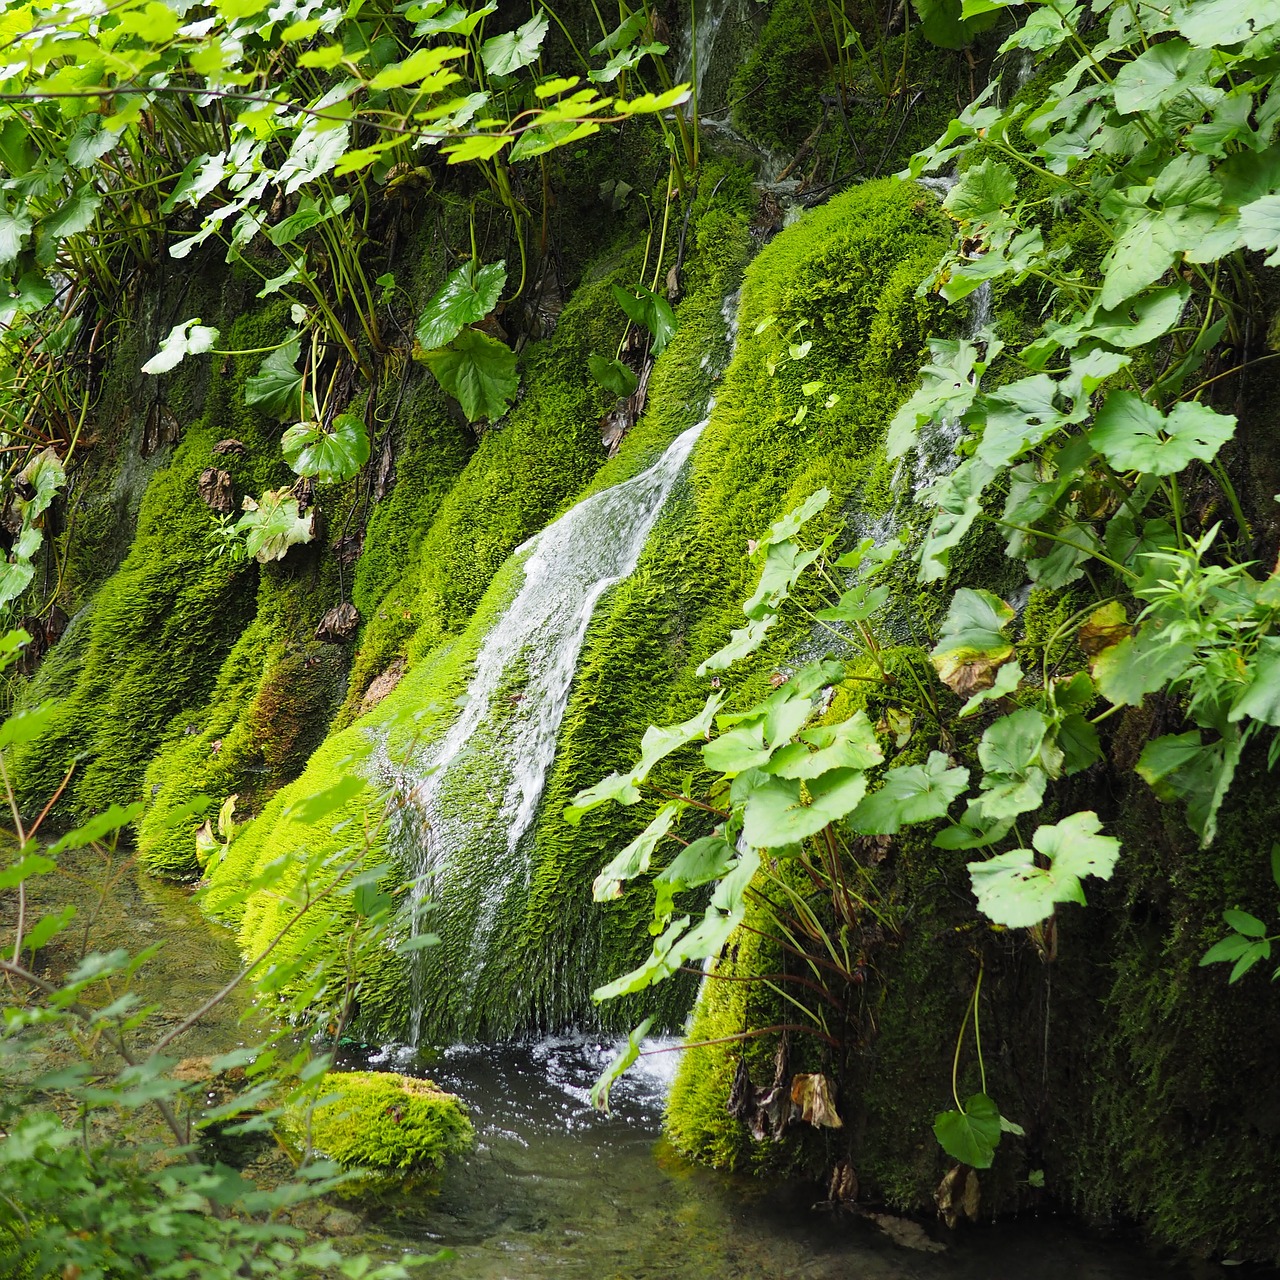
(360, 1037, 1213, 1280)
(20, 856, 1241, 1280)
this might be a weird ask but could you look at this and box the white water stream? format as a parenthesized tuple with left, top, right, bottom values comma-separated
(386, 420, 709, 1041)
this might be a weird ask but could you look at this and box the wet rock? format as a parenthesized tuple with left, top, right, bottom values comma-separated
(198, 467, 235, 514)
(316, 601, 360, 644)
(359, 658, 405, 715)
(867, 1212, 947, 1253)
(142, 401, 181, 456)
(321, 1209, 363, 1236)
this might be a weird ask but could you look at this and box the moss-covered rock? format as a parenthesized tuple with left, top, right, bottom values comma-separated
(285, 1071, 472, 1180)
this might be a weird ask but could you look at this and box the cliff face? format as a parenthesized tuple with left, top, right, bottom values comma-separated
(13, 1, 1280, 1262)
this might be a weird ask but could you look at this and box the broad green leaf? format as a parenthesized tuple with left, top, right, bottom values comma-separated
(977, 708, 1054, 778)
(758, 489, 831, 549)
(654, 835, 735, 894)
(368, 45, 466, 89)
(564, 771, 642, 823)
(1112, 39, 1214, 116)
(967, 810, 1120, 927)
(847, 752, 970, 834)
(481, 10, 549, 76)
(243, 333, 303, 420)
(414, 1, 496, 36)
(285, 774, 368, 823)
(630, 695, 723, 781)
(943, 158, 1017, 224)
(281, 413, 370, 484)
(50, 802, 146, 853)
(592, 802, 682, 900)
(767, 711, 884, 779)
(235, 489, 314, 563)
(590, 10, 647, 54)
(1200, 933, 1256, 965)
(1171, 0, 1273, 47)
(613, 87, 692, 115)
(423, 328, 519, 422)
(1091, 391, 1236, 476)
(975, 374, 1068, 469)
(265, 192, 351, 245)
(931, 588, 1015, 694)
(1229, 637, 1280, 726)
(0, 203, 34, 266)
(1238, 193, 1280, 266)
(741, 768, 868, 847)
(588, 354, 639, 398)
(41, 187, 101, 240)
(933, 1093, 1001, 1168)
(1093, 629, 1194, 705)
(703, 722, 775, 774)
(1098, 214, 1182, 310)
(910, 0, 998, 48)
(415, 260, 507, 351)
(611, 283, 677, 354)
(743, 539, 826, 621)
(814, 583, 889, 624)
(0, 702, 60, 751)
(886, 339, 983, 459)
(142, 318, 219, 375)
(0, 853, 56, 890)
(1224, 908, 1268, 938)
(918, 459, 995, 583)
(1079, 283, 1191, 352)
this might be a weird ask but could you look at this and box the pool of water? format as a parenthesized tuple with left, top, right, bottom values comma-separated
(358, 1036, 1217, 1280)
(19, 854, 1244, 1280)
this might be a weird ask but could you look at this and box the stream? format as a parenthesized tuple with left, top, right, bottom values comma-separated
(27, 853, 1232, 1280)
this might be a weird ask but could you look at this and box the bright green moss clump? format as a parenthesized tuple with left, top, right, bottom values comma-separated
(288, 1071, 473, 1177)
(11, 289, 300, 823)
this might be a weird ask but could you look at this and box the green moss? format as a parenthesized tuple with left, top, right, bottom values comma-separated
(12, 287, 304, 822)
(285, 1070, 473, 1178)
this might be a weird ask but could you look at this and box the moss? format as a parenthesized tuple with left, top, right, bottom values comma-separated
(12, 286, 305, 823)
(285, 1070, 473, 1179)
(729, 0, 964, 177)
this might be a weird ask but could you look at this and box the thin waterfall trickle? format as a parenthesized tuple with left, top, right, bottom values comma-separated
(386, 421, 709, 1042)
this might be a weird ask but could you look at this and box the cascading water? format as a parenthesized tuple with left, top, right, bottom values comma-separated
(675, 0, 738, 115)
(379, 420, 710, 1043)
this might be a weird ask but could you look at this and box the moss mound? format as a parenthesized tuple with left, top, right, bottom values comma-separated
(290, 1071, 473, 1176)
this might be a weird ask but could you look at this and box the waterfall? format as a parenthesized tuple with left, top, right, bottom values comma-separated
(676, 0, 738, 115)
(380, 421, 708, 1043)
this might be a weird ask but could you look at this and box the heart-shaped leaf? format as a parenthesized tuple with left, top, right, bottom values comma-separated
(281, 413, 370, 484)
